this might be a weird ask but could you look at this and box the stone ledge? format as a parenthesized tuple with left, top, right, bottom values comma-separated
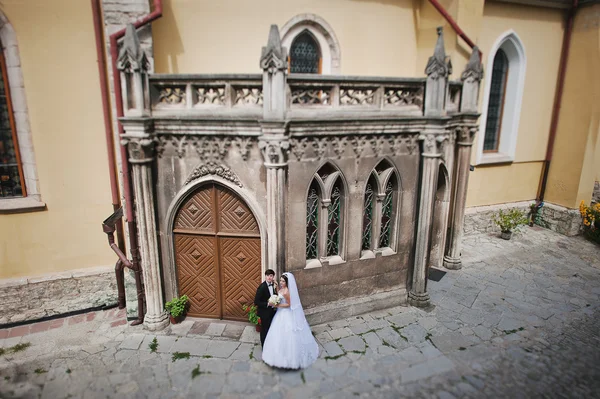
(0, 196, 46, 214)
(304, 288, 407, 325)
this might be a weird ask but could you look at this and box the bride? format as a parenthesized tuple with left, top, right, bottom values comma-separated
(261, 272, 319, 369)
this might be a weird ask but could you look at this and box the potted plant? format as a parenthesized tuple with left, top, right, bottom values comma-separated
(165, 295, 189, 324)
(492, 208, 529, 240)
(242, 303, 261, 331)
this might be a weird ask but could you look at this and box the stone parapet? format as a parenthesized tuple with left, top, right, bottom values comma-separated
(464, 201, 582, 237)
(0, 266, 117, 325)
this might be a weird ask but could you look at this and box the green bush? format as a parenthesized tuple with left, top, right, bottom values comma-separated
(492, 208, 529, 233)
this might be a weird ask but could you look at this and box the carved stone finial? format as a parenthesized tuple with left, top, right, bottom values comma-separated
(461, 46, 484, 82)
(260, 25, 288, 73)
(117, 24, 150, 72)
(425, 27, 451, 80)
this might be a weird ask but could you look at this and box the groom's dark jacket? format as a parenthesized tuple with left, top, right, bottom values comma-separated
(254, 281, 277, 322)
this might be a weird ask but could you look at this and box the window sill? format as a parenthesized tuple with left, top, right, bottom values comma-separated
(304, 255, 346, 269)
(360, 250, 376, 260)
(376, 247, 396, 257)
(0, 197, 46, 214)
(361, 247, 396, 260)
(305, 259, 322, 269)
(477, 152, 514, 166)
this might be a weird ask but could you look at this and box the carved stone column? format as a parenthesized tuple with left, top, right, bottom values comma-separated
(259, 25, 289, 276)
(443, 126, 477, 270)
(409, 133, 444, 308)
(444, 48, 483, 270)
(122, 119, 168, 331)
(259, 128, 289, 276)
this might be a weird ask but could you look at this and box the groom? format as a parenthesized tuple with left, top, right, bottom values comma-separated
(254, 269, 277, 347)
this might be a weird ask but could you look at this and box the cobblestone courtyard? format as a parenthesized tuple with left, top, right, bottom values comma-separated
(1, 227, 599, 399)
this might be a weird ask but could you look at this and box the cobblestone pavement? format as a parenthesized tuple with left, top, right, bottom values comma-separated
(1, 227, 599, 398)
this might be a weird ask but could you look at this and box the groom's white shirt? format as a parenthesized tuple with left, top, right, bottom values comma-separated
(268, 283, 274, 296)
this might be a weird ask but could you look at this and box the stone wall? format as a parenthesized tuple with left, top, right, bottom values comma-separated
(593, 181, 600, 205)
(464, 201, 582, 237)
(0, 266, 117, 325)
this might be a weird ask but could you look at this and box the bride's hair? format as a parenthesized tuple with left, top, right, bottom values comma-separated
(280, 274, 288, 287)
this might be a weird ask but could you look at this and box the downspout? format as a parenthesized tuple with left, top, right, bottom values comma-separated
(92, 0, 164, 324)
(91, 0, 126, 257)
(536, 0, 578, 212)
(428, 0, 482, 59)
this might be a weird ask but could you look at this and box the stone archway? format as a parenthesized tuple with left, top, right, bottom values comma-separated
(172, 182, 262, 321)
(428, 163, 450, 273)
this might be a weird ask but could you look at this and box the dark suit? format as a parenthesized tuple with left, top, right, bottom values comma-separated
(254, 281, 277, 347)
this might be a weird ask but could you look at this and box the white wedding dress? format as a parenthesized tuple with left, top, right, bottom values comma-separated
(262, 272, 319, 369)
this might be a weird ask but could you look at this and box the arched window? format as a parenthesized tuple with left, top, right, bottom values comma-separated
(305, 163, 346, 267)
(0, 42, 24, 198)
(280, 14, 341, 75)
(0, 12, 42, 211)
(290, 30, 321, 74)
(361, 160, 400, 258)
(483, 49, 508, 152)
(477, 31, 526, 165)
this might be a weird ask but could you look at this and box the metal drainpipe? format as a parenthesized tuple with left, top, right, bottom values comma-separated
(535, 0, 578, 216)
(91, 0, 126, 257)
(428, 0, 482, 59)
(92, 0, 164, 324)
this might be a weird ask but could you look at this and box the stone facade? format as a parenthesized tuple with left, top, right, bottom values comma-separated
(0, 267, 117, 325)
(593, 181, 600, 205)
(115, 22, 482, 327)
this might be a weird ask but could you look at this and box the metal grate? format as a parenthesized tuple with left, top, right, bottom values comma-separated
(290, 31, 321, 74)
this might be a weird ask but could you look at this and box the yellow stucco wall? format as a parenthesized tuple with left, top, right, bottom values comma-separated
(466, 2, 564, 206)
(0, 0, 115, 279)
(546, 5, 600, 209)
(153, 0, 418, 77)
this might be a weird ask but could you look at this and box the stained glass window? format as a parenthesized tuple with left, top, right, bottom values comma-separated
(362, 182, 374, 251)
(379, 181, 394, 248)
(484, 49, 508, 152)
(326, 185, 341, 256)
(0, 46, 24, 198)
(290, 31, 321, 74)
(306, 187, 319, 259)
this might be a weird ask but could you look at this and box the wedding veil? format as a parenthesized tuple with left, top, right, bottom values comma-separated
(283, 272, 308, 332)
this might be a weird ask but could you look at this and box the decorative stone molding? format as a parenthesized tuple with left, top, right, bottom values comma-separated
(259, 138, 290, 167)
(184, 162, 243, 187)
(455, 125, 477, 146)
(461, 47, 484, 83)
(193, 136, 231, 161)
(235, 137, 254, 161)
(123, 138, 155, 163)
(117, 24, 150, 73)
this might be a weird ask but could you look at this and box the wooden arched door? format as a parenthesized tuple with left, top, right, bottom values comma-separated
(173, 183, 261, 321)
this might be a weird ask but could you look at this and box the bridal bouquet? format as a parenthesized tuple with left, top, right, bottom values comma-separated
(268, 294, 281, 307)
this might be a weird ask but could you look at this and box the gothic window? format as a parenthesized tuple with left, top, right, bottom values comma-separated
(0, 41, 24, 198)
(305, 163, 346, 266)
(477, 31, 526, 165)
(483, 49, 508, 152)
(361, 161, 400, 257)
(290, 30, 321, 74)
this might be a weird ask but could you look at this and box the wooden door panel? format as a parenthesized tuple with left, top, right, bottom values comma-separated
(174, 186, 214, 233)
(218, 188, 259, 235)
(219, 237, 261, 320)
(175, 234, 220, 318)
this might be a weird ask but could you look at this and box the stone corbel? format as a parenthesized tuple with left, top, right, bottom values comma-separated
(419, 133, 445, 157)
(455, 125, 477, 147)
(259, 139, 290, 168)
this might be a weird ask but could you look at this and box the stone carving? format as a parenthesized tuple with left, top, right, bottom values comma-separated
(419, 134, 439, 155)
(123, 138, 155, 162)
(455, 126, 477, 145)
(159, 87, 186, 105)
(291, 88, 331, 105)
(425, 27, 451, 80)
(340, 89, 375, 106)
(192, 136, 231, 161)
(197, 87, 225, 105)
(184, 162, 243, 187)
(312, 137, 328, 158)
(384, 87, 424, 107)
(332, 136, 347, 158)
(461, 46, 484, 83)
(290, 138, 309, 161)
(235, 137, 254, 161)
(375, 136, 394, 156)
(259, 139, 290, 165)
(351, 136, 368, 158)
(235, 88, 263, 105)
(259, 25, 288, 73)
(171, 136, 187, 158)
(117, 24, 150, 73)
